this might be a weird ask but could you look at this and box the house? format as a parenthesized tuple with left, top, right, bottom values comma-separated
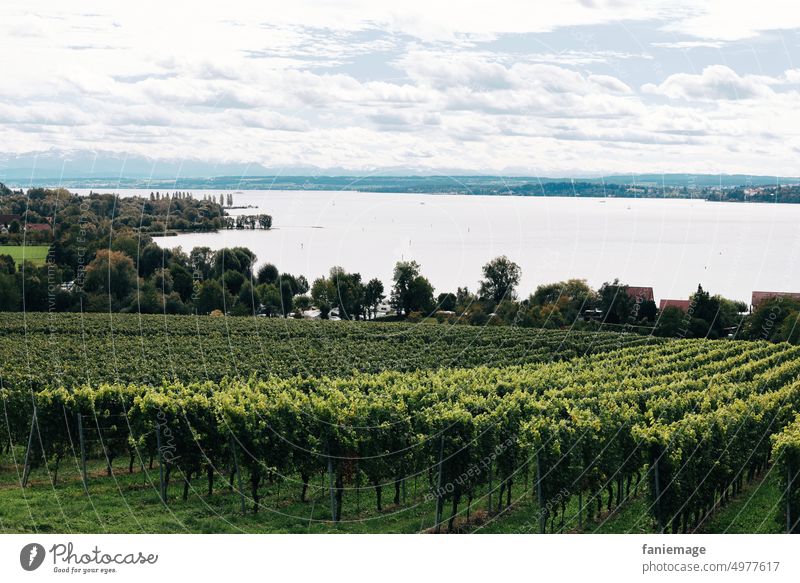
(659, 299, 691, 313)
(0, 214, 22, 227)
(625, 286, 654, 303)
(751, 291, 800, 310)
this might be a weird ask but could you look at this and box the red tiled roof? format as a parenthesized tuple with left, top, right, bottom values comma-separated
(751, 291, 800, 308)
(625, 286, 654, 302)
(25, 223, 51, 231)
(659, 299, 691, 312)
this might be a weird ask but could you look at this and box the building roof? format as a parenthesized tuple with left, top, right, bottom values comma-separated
(751, 291, 800, 308)
(25, 223, 51, 232)
(625, 286, 654, 302)
(0, 214, 22, 224)
(659, 299, 691, 312)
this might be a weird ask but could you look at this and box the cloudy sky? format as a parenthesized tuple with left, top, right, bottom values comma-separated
(2, 0, 800, 177)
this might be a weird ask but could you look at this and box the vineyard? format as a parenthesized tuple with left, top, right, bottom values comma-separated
(0, 313, 798, 533)
(0, 313, 657, 388)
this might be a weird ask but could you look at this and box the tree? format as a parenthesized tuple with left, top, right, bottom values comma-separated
(195, 280, 226, 314)
(365, 278, 385, 319)
(436, 292, 456, 312)
(279, 279, 294, 317)
(329, 267, 365, 320)
(597, 280, 635, 325)
(256, 283, 282, 316)
(0, 272, 20, 311)
(311, 277, 335, 319)
(257, 263, 279, 285)
(478, 256, 521, 304)
(0, 254, 15, 275)
(234, 281, 258, 316)
(84, 250, 138, 300)
(222, 270, 246, 296)
(138, 243, 168, 277)
(189, 247, 214, 279)
(212, 247, 256, 279)
(406, 275, 434, 316)
(530, 279, 596, 323)
(169, 263, 194, 302)
(390, 261, 434, 317)
(744, 297, 800, 342)
(655, 306, 686, 337)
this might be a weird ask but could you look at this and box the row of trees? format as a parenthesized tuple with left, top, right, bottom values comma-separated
(0, 241, 782, 345)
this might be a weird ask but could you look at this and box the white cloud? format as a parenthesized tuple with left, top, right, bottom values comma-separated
(642, 65, 774, 101)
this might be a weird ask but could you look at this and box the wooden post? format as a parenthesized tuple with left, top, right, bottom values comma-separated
(356, 464, 361, 515)
(487, 457, 493, 514)
(524, 464, 529, 500)
(326, 441, 337, 522)
(654, 453, 662, 534)
(434, 434, 444, 533)
(787, 460, 792, 534)
(229, 434, 245, 514)
(22, 406, 37, 488)
(77, 413, 87, 493)
(156, 418, 166, 504)
(536, 451, 544, 534)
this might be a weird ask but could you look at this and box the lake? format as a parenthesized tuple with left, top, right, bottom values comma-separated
(76, 189, 800, 304)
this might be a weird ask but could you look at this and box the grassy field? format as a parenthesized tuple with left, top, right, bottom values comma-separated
(0, 453, 781, 534)
(0, 244, 50, 266)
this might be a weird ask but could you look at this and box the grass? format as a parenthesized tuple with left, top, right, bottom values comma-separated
(0, 244, 50, 266)
(0, 452, 783, 534)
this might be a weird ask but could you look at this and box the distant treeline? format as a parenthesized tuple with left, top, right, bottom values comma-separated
(12, 173, 800, 199)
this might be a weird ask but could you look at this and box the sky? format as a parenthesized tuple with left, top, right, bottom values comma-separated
(1, 0, 800, 177)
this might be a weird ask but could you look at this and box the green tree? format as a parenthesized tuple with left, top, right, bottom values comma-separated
(365, 277, 387, 319)
(655, 306, 686, 337)
(530, 279, 596, 323)
(257, 263, 279, 285)
(329, 267, 365, 320)
(0, 272, 20, 310)
(311, 276, 335, 319)
(195, 280, 226, 314)
(0, 254, 15, 275)
(390, 261, 434, 316)
(478, 256, 521, 304)
(437, 292, 456, 312)
(597, 280, 635, 325)
(84, 250, 138, 300)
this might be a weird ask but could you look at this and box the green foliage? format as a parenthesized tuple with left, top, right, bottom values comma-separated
(771, 414, 800, 533)
(3, 324, 799, 531)
(478, 255, 521, 303)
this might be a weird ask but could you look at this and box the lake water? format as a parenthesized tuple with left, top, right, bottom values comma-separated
(77, 189, 800, 304)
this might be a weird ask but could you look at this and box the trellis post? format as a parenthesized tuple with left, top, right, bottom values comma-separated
(536, 451, 544, 534)
(22, 405, 38, 488)
(787, 460, 792, 534)
(434, 434, 444, 533)
(654, 452, 663, 534)
(77, 413, 87, 493)
(229, 433, 245, 514)
(155, 417, 166, 504)
(326, 441, 337, 522)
